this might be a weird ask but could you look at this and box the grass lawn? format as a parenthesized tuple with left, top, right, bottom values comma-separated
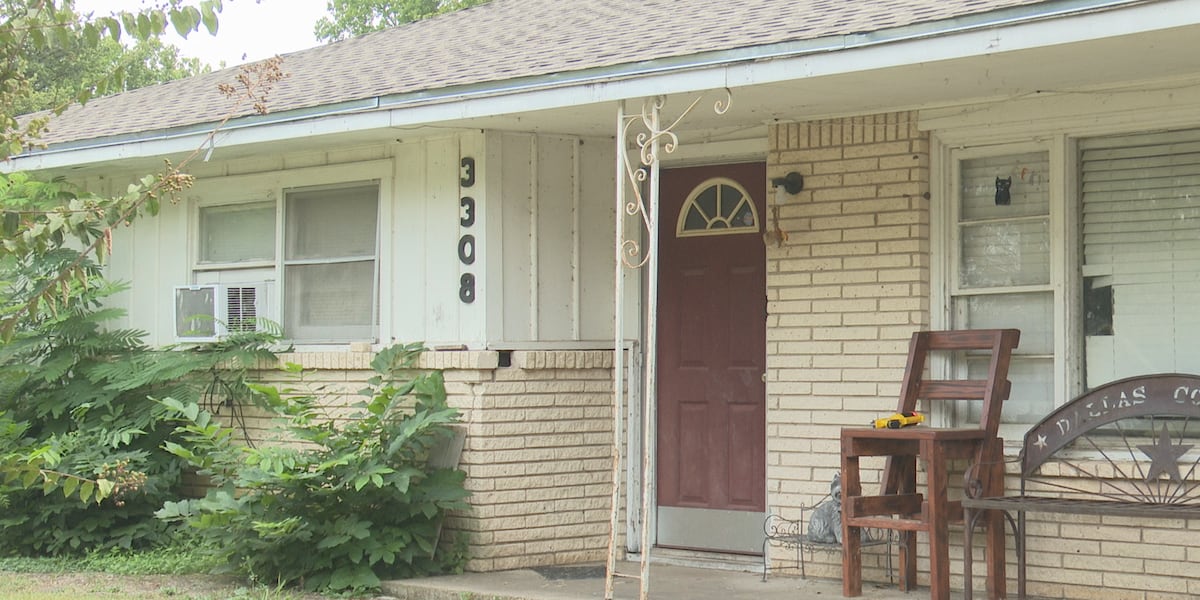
(0, 571, 315, 599)
(0, 554, 330, 600)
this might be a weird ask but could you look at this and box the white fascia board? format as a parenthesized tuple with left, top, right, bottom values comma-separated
(11, 0, 1194, 171)
(9, 111, 394, 172)
(386, 0, 1196, 127)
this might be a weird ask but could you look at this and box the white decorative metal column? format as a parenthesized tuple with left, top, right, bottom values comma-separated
(605, 91, 731, 600)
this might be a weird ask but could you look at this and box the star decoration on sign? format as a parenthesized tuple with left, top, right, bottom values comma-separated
(1138, 425, 1193, 484)
(1034, 434, 1048, 449)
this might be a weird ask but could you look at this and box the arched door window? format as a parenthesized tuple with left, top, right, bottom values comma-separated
(676, 177, 759, 237)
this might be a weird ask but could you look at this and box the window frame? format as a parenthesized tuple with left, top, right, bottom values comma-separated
(188, 162, 391, 346)
(932, 137, 1079, 438)
(674, 176, 761, 238)
(281, 181, 381, 343)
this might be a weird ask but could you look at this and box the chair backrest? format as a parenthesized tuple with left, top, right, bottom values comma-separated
(896, 329, 1020, 438)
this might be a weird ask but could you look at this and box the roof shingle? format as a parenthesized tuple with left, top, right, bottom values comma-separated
(34, 0, 1088, 148)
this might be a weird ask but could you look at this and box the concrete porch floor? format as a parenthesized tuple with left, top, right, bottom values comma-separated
(381, 562, 968, 600)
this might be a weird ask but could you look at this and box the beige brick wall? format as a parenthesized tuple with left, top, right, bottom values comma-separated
(224, 348, 618, 573)
(765, 113, 1200, 598)
(765, 111, 930, 580)
(451, 350, 617, 572)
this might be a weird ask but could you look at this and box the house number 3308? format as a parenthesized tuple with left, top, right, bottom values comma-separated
(458, 157, 477, 304)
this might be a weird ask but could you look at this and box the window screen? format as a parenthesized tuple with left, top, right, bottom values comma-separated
(954, 150, 1054, 423)
(283, 182, 379, 341)
(198, 202, 275, 264)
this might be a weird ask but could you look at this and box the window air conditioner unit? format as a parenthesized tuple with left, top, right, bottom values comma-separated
(173, 282, 274, 342)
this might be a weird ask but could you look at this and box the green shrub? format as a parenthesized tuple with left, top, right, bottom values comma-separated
(0, 249, 279, 555)
(158, 342, 471, 594)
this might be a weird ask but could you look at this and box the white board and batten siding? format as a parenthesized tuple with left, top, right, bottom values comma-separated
(394, 130, 626, 348)
(391, 134, 486, 347)
(104, 176, 191, 348)
(105, 131, 628, 349)
(491, 132, 629, 347)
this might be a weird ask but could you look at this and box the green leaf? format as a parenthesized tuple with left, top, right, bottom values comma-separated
(136, 13, 152, 40)
(162, 441, 196, 461)
(62, 477, 79, 498)
(101, 16, 123, 42)
(120, 12, 137, 38)
(96, 479, 116, 501)
(327, 564, 380, 592)
(151, 9, 168, 34)
(169, 9, 191, 37)
(200, 2, 220, 35)
(80, 480, 95, 504)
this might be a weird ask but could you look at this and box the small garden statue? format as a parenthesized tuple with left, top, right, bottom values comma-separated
(806, 472, 843, 544)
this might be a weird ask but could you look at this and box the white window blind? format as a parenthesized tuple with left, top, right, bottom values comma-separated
(1081, 129, 1200, 386)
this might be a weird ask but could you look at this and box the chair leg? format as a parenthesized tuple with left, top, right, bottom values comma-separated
(925, 444, 951, 600)
(841, 453, 863, 597)
(982, 439, 1007, 600)
(893, 453, 919, 593)
(898, 531, 917, 592)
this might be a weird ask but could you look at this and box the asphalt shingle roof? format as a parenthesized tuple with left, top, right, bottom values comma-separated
(36, 0, 1084, 148)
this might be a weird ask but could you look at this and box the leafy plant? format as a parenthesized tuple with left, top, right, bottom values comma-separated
(0, 239, 279, 555)
(158, 342, 471, 594)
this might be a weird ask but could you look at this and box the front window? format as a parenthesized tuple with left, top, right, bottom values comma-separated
(283, 183, 379, 341)
(195, 180, 380, 343)
(949, 148, 1056, 424)
(943, 127, 1200, 426)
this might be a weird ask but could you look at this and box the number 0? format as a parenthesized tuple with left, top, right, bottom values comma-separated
(458, 235, 476, 265)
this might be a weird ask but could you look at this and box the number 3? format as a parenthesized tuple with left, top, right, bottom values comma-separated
(460, 157, 476, 188)
(460, 196, 475, 227)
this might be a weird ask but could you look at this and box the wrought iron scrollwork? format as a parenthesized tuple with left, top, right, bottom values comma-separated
(618, 89, 733, 269)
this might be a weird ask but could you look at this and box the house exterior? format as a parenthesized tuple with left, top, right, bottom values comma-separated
(12, 0, 1200, 597)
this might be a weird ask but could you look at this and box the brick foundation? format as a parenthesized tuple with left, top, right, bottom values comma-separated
(235, 348, 619, 573)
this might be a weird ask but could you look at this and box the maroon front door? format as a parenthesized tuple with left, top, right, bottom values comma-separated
(656, 162, 767, 553)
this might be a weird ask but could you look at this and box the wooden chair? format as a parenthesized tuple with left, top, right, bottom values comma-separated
(840, 329, 1019, 600)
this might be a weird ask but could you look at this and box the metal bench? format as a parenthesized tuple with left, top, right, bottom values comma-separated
(962, 373, 1200, 599)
